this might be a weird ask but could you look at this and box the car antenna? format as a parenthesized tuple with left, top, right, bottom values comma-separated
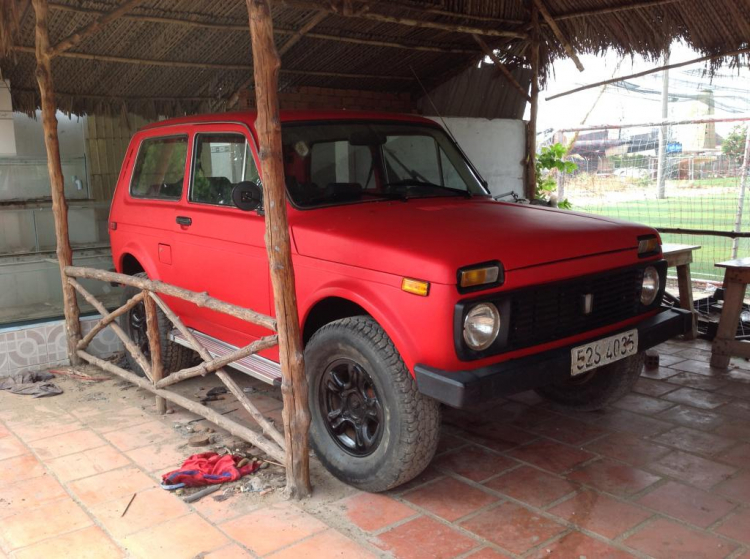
(409, 65, 458, 144)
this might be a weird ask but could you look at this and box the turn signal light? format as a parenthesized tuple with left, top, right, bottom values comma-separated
(459, 266, 500, 288)
(638, 236, 660, 255)
(401, 278, 430, 297)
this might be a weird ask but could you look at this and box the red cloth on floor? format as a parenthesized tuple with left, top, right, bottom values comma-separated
(162, 452, 259, 487)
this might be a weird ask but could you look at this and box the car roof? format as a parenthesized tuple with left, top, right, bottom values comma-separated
(141, 110, 439, 131)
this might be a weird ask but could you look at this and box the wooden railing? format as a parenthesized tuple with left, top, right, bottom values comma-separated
(64, 265, 286, 464)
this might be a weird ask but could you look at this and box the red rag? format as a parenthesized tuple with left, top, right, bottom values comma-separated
(162, 452, 259, 487)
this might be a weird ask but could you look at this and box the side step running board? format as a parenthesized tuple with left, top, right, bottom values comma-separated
(169, 329, 282, 386)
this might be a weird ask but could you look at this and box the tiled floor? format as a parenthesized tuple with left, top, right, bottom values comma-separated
(0, 336, 749, 558)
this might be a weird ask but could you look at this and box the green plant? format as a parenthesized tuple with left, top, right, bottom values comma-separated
(536, 143, 576, 209)
(722, 125, 748, 160)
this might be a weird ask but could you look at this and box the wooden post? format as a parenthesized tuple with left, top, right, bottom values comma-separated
(144, 293, 166, 414)
(32, 0, 82, 365)
(246, 0, 312, 499)
(526, 3, 540, 200)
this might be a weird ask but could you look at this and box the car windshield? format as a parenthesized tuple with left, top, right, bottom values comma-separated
(281, 121, 489, 208)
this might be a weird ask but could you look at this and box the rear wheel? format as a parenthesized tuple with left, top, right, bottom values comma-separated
(306, 316, 440, 492)
(535, 352, 645, 411)
(118, 272, 198, 376)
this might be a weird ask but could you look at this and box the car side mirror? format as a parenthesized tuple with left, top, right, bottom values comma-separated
(232, 181, 263, 212)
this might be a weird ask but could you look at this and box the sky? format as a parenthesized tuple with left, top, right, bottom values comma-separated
(527, 41, 750, 139)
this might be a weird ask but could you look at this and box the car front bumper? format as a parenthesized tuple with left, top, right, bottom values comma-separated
(414, 307, 692, 408)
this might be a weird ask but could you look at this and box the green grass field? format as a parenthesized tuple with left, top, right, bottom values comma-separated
(576, 187, 747, 281)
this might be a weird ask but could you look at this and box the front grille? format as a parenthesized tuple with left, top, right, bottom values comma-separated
(506, 266, 643, 351)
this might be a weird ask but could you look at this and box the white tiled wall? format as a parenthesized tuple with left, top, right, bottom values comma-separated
(0, 317, 123, 377)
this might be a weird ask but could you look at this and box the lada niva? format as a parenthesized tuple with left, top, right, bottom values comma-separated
(109, 110, 691, 491)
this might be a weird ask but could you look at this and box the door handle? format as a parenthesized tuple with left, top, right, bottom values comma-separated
(176, 216, 192, 226)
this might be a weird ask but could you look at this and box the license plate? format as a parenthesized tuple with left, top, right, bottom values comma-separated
(571, 329, 638, 376)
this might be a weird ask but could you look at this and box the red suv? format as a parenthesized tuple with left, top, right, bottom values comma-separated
(109, 110, 690, 491)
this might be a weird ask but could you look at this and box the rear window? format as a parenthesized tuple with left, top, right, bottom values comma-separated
(130, 135, 188, 200)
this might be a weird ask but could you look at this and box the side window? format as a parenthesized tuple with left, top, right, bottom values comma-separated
(130, 136, 188, 200)
(190, 133, 260, 206)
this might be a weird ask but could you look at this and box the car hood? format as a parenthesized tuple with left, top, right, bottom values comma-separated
(290, 198, 655, 283)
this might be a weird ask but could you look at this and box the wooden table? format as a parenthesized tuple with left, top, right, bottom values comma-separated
(662, 243, 701, 340)
(710, 258, 750, 368)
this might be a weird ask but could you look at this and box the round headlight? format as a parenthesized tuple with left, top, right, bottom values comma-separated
(640, 266, 660, 305)
(463, 303, 500, 351)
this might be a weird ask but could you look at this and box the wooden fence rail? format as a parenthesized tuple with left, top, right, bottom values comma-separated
(64, 265, 289, 468)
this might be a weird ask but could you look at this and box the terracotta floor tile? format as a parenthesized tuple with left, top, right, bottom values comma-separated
(652, 426, 735, 456)
(486, 401, 558, 429)
(0, 423, 10, 438)
(595, 409, 673, 438)
(339, 492, 417, 532)
(202, 544, 254, 559)
(434, 446, 517, 482)
(508, 439, 594, 474)
(585, 432, 672, 466)
(714, 471, 750, 504)
(668, 359, 732, 377)
(641, 366, 681, 380)
(0, 475, 67, 518)
(268, 528, 377, 559)
(673, 348, 713, 362)
(377, 516, 478, 559)
(656, 353, 690, 367)
(633, 378, 679, 398)
(460, 501, 565, 555)
(0, 435, 27, 461)
(68, 466, 155, 507)
(715, 381, 750, 401)
(637, 481, 736, 528)
(648, 451, 737, 490)
(29, 427, 104, 460)
(624, 518, 737, 559)
(527, 531, 635, 559)
(84, 406, 154, 434)
(464, 548, 512, 559)
(392, 466, 444, 493)
(13, 526, 123, 559)
(125, 440, 189, 472)
(666, 371, 730, 391)
(548, 489, 652, 538)
(717, 443, 750, 469)
(6, 417, 84, 443)
(614, 393, 676, 415)
(0, 454, 45, 487)
(483, 465, 577, 508)
(220, 503, 327, 556)
(437, 431, 470, 454)
(122, 513, 228, 559)
(102, 420, 177, 451)
(45, 444, 130, 483)
(720, 401, 750, 421)
(507, 390, 545, 406)
(567, 459, 661, 496)
(91, 487, 190, 537)
(663, 387, 732, 410)
(403, 477, 497, 521)
(190, 489, 262, 524)
(463, 422, 537, 452)
(715, 507, 750, 545)
(0, 497, 91, 550)
(529, 417, 608, 445)
(657, 405, 726, 431)
(713, 417, 750, 441)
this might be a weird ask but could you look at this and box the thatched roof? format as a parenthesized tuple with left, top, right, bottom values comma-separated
(1, 0, 748, 118)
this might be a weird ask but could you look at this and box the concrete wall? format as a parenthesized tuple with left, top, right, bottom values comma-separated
(12, 110, 86, 159)
(437, 117, 526, 197)
(0, 80, 15, 156)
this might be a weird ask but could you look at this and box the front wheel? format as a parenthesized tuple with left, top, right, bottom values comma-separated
(305, 316, 440, 492)
(535, 352, 645, 411)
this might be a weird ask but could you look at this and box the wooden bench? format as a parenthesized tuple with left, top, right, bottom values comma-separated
(710, 258, 750, 368)
(662, 243, 701, 340)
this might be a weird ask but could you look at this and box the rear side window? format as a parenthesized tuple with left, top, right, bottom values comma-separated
(130, 136, 188, 200)
(190, 133, 260, 206)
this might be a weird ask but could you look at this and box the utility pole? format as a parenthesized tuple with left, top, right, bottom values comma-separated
(732, 125, 750, 259)
(656, 52, 670, 199)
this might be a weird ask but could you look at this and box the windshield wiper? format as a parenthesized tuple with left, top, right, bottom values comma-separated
(384, 179, 472, 198)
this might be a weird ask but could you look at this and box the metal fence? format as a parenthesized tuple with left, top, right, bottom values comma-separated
(550, 116, 750, 286)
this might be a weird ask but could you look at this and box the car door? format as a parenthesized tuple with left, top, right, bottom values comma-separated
(172, 123, 272, 347)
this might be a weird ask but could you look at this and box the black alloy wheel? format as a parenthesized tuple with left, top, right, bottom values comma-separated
(320, 358, 384, 456)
